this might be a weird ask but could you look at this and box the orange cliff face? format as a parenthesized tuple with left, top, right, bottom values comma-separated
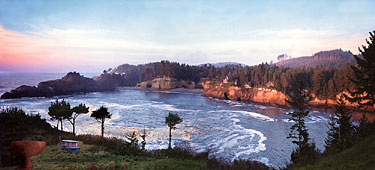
(309, 91, 375, 108)
(202, 81, 288, 106)
(202, 80, 375, 110)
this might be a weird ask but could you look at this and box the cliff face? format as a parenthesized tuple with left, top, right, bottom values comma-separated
(309, 91, 374, 108)
(202, 81, 373, 108)
(136, 77, 196, 89)
(202, 81, 288, 105)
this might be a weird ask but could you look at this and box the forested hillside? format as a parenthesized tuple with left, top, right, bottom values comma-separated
(275, 49, 355, 68)
(103, 50, 356, 100)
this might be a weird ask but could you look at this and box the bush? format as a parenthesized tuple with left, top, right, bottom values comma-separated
(285, 142, 321, 169)
(207, 157, 273, 170)
(0, 107, 57, 167)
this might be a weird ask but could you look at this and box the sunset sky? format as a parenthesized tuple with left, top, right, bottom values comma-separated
(0, 0, 374, 72)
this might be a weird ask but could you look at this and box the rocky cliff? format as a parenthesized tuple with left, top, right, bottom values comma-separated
(136, 77, 197, 89)
(1, 72, 115, 99)
(202, 81, 371, 108)
(202, 81, 288, 105)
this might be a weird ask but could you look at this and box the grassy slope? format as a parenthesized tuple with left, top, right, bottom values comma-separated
(7, 142, 206, 170)
(297, 135, 375, 170)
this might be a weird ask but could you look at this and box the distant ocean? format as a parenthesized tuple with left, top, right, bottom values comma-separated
(0, 72, 100, 95)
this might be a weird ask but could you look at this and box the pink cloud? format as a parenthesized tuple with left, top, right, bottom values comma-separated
(0, 25, 99, 72)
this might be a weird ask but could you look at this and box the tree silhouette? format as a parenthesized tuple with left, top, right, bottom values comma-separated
(346, 31, 375, 112)
(140, 128, 147, 150)
(285, 78, 318, 165)
(325, 96, 354, 154)
(91, 106, 112, 151)
(126, 131, 139, 148)
(165, 112, 183, 149)
(48, 99, 72, 131)
(286, 79, 310, 150)
(345, 31, 375, 138)
(69, 103, 89, 135)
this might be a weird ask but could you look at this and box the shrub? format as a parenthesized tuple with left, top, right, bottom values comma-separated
(207, 157, 273, 170)
(0, 107, 56, 167)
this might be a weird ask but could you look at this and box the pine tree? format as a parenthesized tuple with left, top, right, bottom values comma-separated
(286, 78, 318, 165)
(346, 31, 375, 111)
(69, 103, 89, 135)
(286, 78, 310, 151)
(140, 128, 147, 150)
(48, 99, 72, 131)
(126, 131, 139, 147)
(357, 112, 370, 139)
(165, 112, 183, 149)
(91, 106, 112, 151)
(345, 30, 375, 138)
(325, 96, 354, 154)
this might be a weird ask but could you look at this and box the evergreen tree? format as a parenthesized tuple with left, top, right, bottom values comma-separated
(286, 78, 318, 165)
(345, 31, 375, 137)
(165, 112, 183, 149)
(356, 112, 371, 139)
(48, 99, 72, 131)
(325, 96, 354, 154)
(69, 103, 89, 135)
(346, 31, 375, 111)
(126, 131, 139, 147)
(286, 78, 310, 150)
(91, 106, 112, 151)
(140, 128, 147, 150)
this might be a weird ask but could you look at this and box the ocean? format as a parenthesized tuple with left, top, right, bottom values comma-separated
(0, 72, 330, 168)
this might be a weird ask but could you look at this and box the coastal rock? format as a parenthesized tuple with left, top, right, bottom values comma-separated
(1, 85, 46, 99)
(201, 80, 375, 108)
(152, 77, 178, 89)
(202, 81, 288, 105)
(1, 72, 99, 99)
(136, 77, 197, 89)
(137, 81, 152, 88)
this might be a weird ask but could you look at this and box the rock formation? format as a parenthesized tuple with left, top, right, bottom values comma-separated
(1, 72, 114, 99)
(136, 76, 196, 89)
(202, 81, 288, 105)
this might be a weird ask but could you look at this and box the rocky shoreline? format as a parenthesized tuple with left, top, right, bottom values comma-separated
(0, 72, 117, 99)
(0, 73, 366, 112)
(200, 80, 366, 110)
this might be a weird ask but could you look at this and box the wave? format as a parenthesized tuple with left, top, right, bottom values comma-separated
(151, 103, 196, 112)
(282, 115, 329, 124)
(230, 117, 267, 159)
(232, 110, 276, 122)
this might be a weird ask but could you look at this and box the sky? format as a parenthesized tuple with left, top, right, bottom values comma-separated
(0, 0, 374, 72)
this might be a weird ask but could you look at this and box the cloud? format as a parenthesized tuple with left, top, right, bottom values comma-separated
(0, 24, 369, 72)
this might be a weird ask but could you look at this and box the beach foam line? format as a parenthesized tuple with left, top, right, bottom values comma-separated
(232, 110, 276, 122)
(227, 116, 267, 159)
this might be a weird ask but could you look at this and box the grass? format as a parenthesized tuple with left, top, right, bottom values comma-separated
(296, 135, 375, 170)
(6, 142, 206, 170)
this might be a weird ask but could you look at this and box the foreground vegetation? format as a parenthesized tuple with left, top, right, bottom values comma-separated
(27, 142, 206, 170)
(297, 134, 375, 170)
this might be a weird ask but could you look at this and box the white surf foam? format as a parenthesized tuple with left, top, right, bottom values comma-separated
(232, 110, 276, 122)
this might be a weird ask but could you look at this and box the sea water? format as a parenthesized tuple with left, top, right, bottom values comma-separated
(0, 72, 330, 168)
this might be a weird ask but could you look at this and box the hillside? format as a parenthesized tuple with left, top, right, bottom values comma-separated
(297, 134, 375, 170)
(199, 62, 246, 68)
(275, 49, 355, 68)
(26, 142, 207, 170)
